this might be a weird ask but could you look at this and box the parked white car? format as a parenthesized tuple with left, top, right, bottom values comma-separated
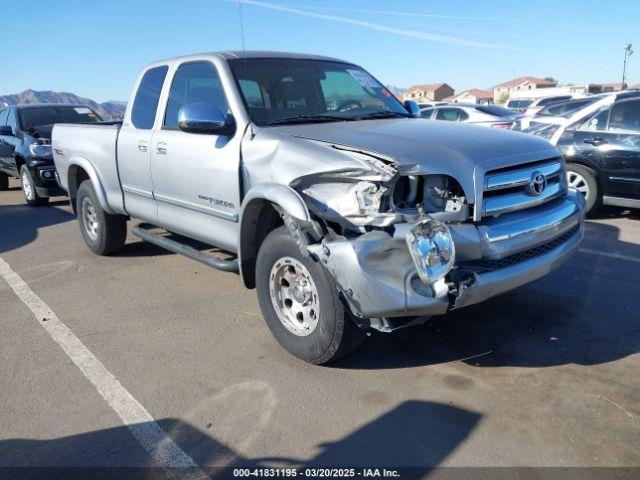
(523, 95, 574, 116)
(420, 103, 521, 128)
(417, 101, 449, 109)
(511, 96, 603, 131)
(506, 95, 574, 115)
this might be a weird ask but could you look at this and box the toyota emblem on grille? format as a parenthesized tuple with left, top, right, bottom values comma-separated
(527, 171, 547, 196)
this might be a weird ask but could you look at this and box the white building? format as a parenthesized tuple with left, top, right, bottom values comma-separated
(452, 89, 494, 105)
(493, 76, 557, 103)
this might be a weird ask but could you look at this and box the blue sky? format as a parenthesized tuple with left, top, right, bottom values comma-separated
(1, 0, 638, 102)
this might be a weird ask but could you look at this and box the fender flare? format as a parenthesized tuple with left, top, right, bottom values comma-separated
(67, 156, 115, 214)
(238, 182, 311, 288)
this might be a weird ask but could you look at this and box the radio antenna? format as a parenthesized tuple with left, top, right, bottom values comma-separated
(236, 0, 247, 55)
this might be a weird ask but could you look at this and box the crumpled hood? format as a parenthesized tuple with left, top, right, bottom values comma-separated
(269, 118, 557, 174)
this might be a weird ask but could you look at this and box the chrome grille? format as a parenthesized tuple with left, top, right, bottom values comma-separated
(482, 158, 565, 217)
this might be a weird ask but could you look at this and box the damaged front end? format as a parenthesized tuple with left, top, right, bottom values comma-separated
(286, 146, 473, 332)
(280, 144, 584, 333)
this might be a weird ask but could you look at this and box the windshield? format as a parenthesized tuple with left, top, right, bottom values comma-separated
(228, 58, 408, 126)
(19, 106, 102, 130)
(476, 105, 518, 117)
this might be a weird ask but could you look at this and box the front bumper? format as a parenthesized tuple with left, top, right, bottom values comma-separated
(310, 189, 585, 320)
(26, 158, 65, 197)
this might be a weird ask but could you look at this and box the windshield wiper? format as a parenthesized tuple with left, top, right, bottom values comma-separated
(264, 114, 355, 126)
(352, 111, 412, 120)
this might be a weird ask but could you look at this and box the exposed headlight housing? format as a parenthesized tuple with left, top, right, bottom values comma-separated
(353, 181, 385, 214)
(406, 219, 455, 285)
(301, 180, 391, 226)
(29, 144, 53, 158)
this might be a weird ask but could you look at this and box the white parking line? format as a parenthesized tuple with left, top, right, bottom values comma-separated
(579, 248, 640, 263)
(0, 257, 209, 480)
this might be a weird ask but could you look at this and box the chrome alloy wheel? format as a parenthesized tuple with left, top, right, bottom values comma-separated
(269, 257, 320, 337)
(21, 170, 33, 201)
(81, 196, 99, 241)
(567, 171, 590, 202)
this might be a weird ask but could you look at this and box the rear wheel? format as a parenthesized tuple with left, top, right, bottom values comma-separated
(20, 165, 48, 206)
(566, 163, 599, 214)
(256, 226, 365, 364)
(0, 172, 8, 190)
(77, 180, 127, 255)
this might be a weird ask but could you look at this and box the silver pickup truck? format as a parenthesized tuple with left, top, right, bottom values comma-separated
(53, 51, 585, 364)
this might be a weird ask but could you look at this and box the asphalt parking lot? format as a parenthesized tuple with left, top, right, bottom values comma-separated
(1, 177, 639, 477)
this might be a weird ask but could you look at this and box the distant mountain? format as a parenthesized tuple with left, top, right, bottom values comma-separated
(0, 89, 126, 120)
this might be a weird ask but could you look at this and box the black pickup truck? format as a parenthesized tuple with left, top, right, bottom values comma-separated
(0, 104, 103, 205)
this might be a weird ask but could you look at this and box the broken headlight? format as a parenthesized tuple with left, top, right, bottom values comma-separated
(406, 219, 455, 285)
(301, 180, 391, 226)
(353, 181, 385, 214)
(392, 174, 466, 216)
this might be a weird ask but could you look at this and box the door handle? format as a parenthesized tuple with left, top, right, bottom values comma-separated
(138, 141, 148, 152)
(155, 142, 167, 155)
(584, 137, 608, 146)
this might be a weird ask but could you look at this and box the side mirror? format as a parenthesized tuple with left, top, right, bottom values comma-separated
(178, 104, 235, 136)
(0, 125, 13, 136)
(404, 100, 421, 117)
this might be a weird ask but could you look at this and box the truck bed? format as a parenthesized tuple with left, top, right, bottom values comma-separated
(52, 123, 126, 214)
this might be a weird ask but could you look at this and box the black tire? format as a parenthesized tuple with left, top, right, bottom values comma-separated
(76, 180, 127, 255)
(0, 172, 8, 190)
(20, 165, 48, 206)
(566, 163, 600, 215)
(256, 226, 365, 365)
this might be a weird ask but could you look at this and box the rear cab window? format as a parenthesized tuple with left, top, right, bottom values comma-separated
(131, 65, 169, 129)
(507, 100, 533, 109)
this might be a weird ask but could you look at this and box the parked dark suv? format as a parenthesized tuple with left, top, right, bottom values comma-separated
(0, 104, 103, 205)
(555, 92, 640, 213)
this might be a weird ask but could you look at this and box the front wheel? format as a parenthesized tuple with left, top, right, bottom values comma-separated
(20, 165, 48, 206)
(256, 226, 365, 364)
(76, 180, 127, 255)
(0, 172, 8, 190)
(566, 163, 599, 215)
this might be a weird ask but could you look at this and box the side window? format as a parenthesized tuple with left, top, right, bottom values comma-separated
(608, 100, 640, 133)
(579, 108, 609, 131)
(436, 108, 461, 122)
(131, 65, 169, 129)
(164, 62, 229, 128)
(0, 109, 8, 126)
(420, 108, 433, 119)
(458, 109, 469, 121)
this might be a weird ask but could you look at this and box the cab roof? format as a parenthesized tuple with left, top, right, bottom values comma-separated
(150, 50, 352, 66)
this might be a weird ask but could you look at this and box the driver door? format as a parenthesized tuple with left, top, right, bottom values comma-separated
(150, 60, 242, 252)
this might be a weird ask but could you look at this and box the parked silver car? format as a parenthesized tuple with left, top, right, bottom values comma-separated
(52, 51, 585, 364)
(420, 103, 521, 128)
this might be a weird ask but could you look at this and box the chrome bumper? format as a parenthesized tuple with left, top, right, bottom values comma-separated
(311, 190, 585, 319)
